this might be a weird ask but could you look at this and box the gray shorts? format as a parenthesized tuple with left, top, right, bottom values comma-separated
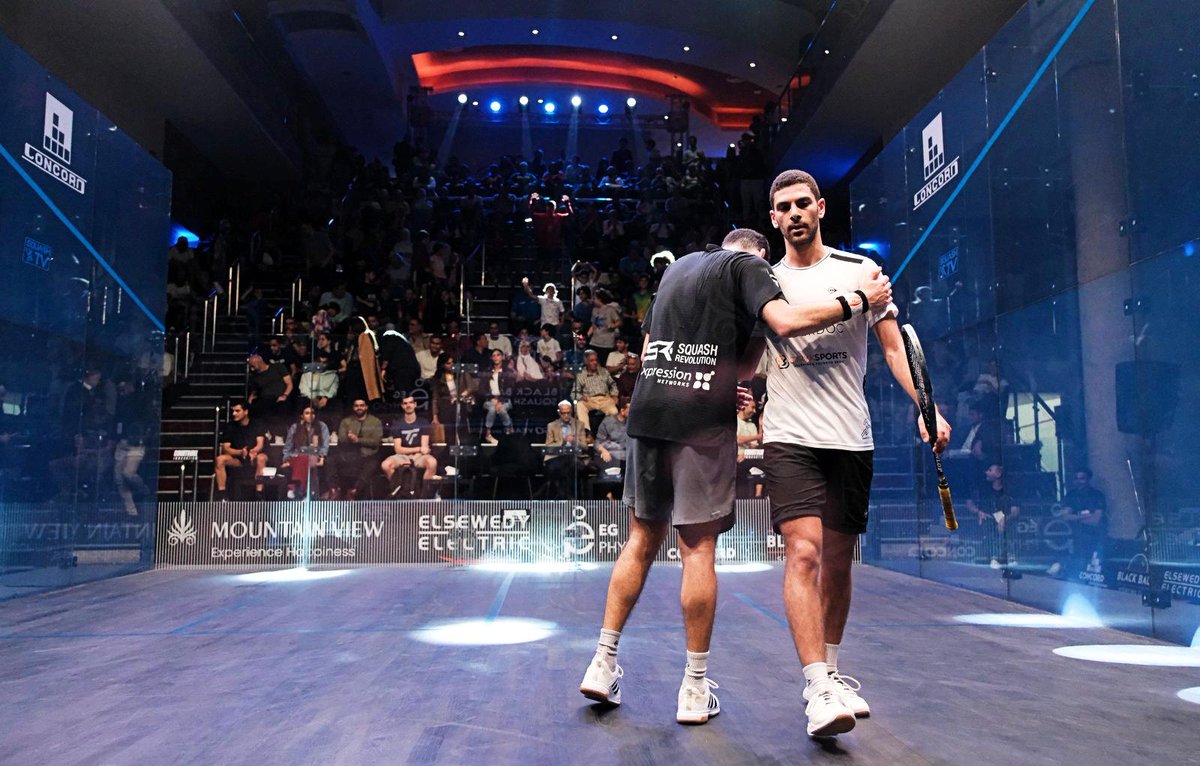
(623, 436, 737, 531)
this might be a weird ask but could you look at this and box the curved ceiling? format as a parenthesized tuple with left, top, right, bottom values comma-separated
(271, 0, 834, 157)
(412, 46, 784, 129)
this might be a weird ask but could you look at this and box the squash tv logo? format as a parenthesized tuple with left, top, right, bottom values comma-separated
(22, 93, 88, 194)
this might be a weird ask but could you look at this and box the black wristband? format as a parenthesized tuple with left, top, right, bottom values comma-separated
(854, 290, 870, 315)
(835, 295, 852, 321)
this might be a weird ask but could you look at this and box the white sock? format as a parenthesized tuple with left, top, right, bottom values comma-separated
(802, 661, 829, 687)
(825, 643, 840, 674)
(597, 628, 620, 668)
(685, 650, 709, 686)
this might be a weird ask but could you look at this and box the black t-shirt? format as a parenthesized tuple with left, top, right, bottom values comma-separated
(249, 365, 289, 400)
(626, 246, 783, 447)
(390, 416, 430, 448)
(221, 419, 267, 451)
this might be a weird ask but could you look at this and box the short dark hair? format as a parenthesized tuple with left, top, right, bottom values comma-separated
(230, 399, 249, 411)
(1077, 467, 1094, 479)
(722, 228, 769, 255)
(541, 323, 557, 334)
(769, 169, 821, 207)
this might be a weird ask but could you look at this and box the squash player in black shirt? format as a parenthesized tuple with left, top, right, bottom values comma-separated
(579, 228, 893, 724)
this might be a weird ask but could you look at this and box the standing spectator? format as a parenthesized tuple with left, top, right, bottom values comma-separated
(588, 289, 621, 356)
(573, 286, 594, 326)
(632, 274, 654, 322)
(522, 278, 565, 328)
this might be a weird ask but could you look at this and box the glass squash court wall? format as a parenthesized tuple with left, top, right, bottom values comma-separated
(0, 34, 171, 598)
(850, 0, 1200, 644)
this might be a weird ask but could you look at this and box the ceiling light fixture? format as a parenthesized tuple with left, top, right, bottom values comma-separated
(570, 95, 582, 108)
(457, 93, 468, 104)
(531, 28, 539, 35)
(597, 103, 610, 115)
(626, 97, 637, 108)
(457, 31, 465, 38)
(611, 34, 619, 40)
(519, 95, 529, 106)
(683, 45, 690, 52)
(749, 62, 757, 68)
(489, 100, 502, 113)
(544, 101, 556, 114)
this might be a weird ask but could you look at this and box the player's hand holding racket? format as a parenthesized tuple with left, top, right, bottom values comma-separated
(900, 324, 958, 530)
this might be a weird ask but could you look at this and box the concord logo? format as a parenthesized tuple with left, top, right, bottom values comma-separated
(913, 112, 957, 211)
(23, 93, 87, 194)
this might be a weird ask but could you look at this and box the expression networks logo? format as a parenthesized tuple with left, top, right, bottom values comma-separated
(22, 93, 88, 194)
(912, 112, 958, 211)
(167, 509, 197, 546)
(692, 371, 714, 390)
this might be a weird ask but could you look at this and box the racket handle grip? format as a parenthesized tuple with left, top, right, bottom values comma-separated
(939, 484, 958, 530)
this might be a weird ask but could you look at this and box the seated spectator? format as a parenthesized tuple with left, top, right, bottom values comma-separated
(571, 350, 618, 430)
(328, 398, 384, 499)
(246, 353, 292, 431)
(605, 337, 631, 375)
(407, 318, 430, 354)
(965, 463, 1021, 569)
(415, 335, 443, 381)
(514, 341, 544, 381)
(615, 354, 640, 400)
(487, 321, 514, 358)
(214, 400, 268, 499)
(262, 336, 298, 379)
(537, 324, 563, 367)
(280, 405, 330, 498)
(522, 277, 565, 328)
(736, 397, 764, 497)
(318, 282, 356, 318)
(563, 333, 590, 372)
(1047, 468, 1108, 577)
(477, 349, 515, 445)
(381, 394, 437, 497)
(461, 331, 492, 371)
(544, 400, 589, 498)
(594, 398, 631, 471)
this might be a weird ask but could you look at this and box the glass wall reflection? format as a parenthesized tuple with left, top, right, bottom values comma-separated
(850, 0, 1200, 643)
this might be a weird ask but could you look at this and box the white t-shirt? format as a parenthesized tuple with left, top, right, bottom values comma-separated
(536, 337, 561, 361)
(537, 295, 564, 327)
(762, 248, 897, 450)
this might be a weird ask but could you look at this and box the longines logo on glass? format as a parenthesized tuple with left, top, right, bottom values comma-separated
(913, 112, 957, 211)
(22, 92, 88, 194)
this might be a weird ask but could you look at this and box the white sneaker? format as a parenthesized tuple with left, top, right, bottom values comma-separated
(803, 680, 856, 737)
(828, 672, 870, 718)
(676, 677, 721, 724)
(579, 655, 623, 705)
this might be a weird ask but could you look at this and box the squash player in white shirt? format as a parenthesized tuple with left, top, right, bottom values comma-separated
(756, 170, 952, 737)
